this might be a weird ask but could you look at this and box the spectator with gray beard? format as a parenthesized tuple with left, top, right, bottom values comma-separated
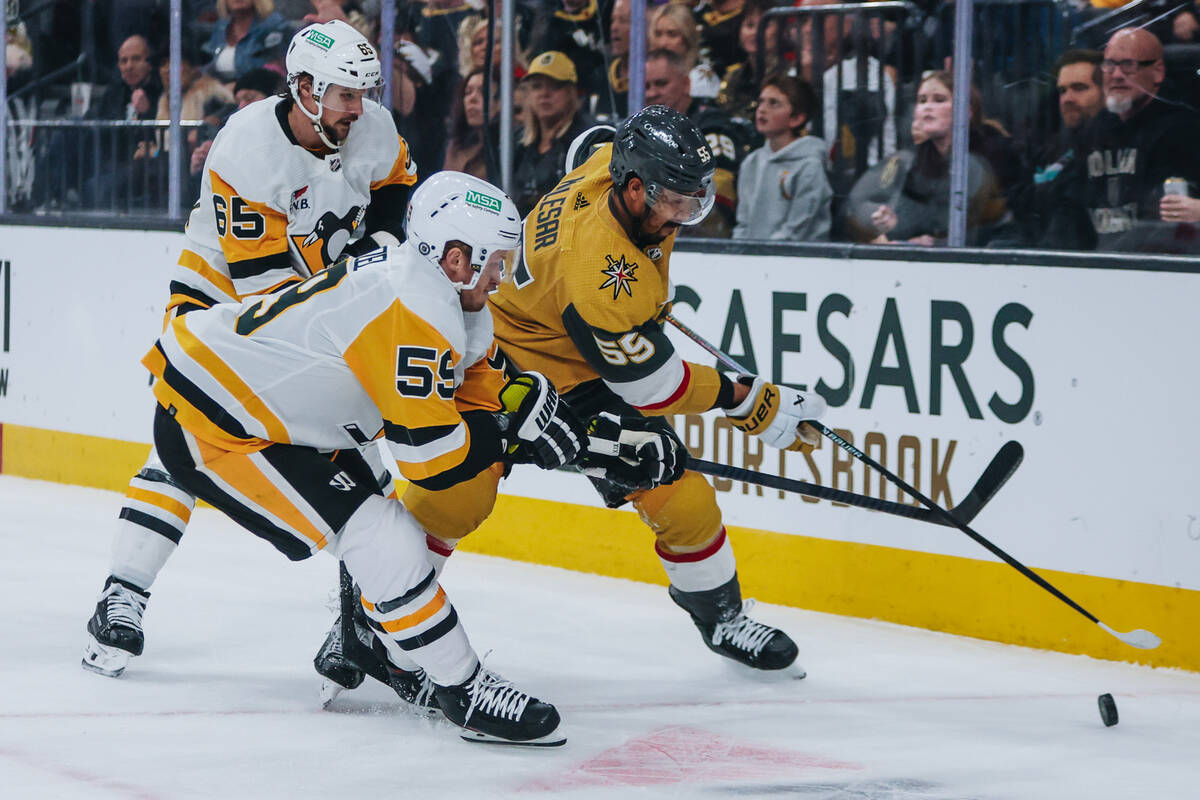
(1046, 28, 1200, 252)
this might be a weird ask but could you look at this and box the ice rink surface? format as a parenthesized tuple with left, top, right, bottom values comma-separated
(3, 474, 1199, 800)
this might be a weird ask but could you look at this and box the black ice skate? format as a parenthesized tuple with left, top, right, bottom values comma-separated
(314, 616, 365, 706)
(434, 664, 565, 747)
(81, 576, 149, 678)
(315, 602, 392, 707)
(670, 576, 804, 675)
(387, 663, 441, 718)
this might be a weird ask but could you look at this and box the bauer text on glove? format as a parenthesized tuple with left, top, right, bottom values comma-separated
(725, 377, 827, 451)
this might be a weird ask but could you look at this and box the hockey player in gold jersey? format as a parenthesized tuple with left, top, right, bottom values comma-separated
(487, 105, 829, 673)
(83, 19, 419, 678)
(133, 173, 607, 745)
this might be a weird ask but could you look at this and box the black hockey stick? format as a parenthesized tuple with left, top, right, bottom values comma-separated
(664, 312, 1018, 525)
(665, 313, 1160, 650)
(686, 443, 1022, 528)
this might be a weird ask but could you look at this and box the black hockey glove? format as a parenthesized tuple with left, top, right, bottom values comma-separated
(579, 412, 687, 491)
(497, 372, 586, 469)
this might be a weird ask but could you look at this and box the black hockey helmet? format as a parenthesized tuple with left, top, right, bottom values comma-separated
(609, 105, 716, 226)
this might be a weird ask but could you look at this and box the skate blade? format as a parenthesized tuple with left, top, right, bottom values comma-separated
(81, 639, 132, 678)
(319, 680, 345, 708)
(459, 728, 567, 747)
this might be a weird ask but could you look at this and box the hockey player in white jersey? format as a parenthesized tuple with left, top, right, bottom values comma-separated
(134, 173, 599, 745)
(83, 19, 419, 678)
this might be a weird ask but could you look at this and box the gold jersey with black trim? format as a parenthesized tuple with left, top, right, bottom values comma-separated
(488, 144, 724, 416)
(170, 96, 417, 316)
(144, 244, 505, 486)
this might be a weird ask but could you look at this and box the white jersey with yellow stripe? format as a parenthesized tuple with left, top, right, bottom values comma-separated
(145, 245, 497, 485)
(170, 96, 417, 312)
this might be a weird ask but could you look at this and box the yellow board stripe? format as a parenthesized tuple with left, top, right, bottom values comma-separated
(176, 315, 290, 443)
(4, 422, 1198, 672)
(126, 486, 193, 523)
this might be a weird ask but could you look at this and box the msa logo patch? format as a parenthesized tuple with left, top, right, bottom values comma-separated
(465, 189, 501, 213)
(329, 471, 357, 491)
(290, 186, 310, 212)
(599, 254, 638, 299)
(305, 30, 335, 50)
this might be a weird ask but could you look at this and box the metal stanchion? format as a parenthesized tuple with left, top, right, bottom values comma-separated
(948, 0, 975, 248)
(380, 0, 394, 112)
(628, 0, 646, 114)
(167, 0, 183, 220)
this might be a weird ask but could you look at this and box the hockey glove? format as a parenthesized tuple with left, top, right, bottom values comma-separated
(726, 376, 827, 452)
(395, 40, 434, 85)
(580, 412, 687, 491)
(498, 372, 585, 469)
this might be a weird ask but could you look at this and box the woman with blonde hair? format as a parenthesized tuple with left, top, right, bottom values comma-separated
(649, 3, 719, 99)
(511, 51, 594, 215)
(204, 0, 291, 85)
(457, 15, 529, 78)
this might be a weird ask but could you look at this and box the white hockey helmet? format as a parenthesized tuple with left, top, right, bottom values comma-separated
(285, 19, 381, 148)
(406, 172, 523, 292)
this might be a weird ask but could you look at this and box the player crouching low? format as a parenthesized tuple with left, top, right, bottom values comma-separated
(126, 173, 682, 746)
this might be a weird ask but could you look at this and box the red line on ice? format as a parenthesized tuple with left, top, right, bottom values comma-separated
(0, 745, 166, 800)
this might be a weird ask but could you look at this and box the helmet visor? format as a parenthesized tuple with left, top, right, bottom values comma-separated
(645, 179, 716, 226)
(319, 83, 383, 114)
(465, 248, 517, 292)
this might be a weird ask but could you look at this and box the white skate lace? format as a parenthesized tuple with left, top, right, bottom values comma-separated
(710, 599, 775, 657)
(102, 583, 147, 631)
(464, 653, 532, 725)
(413, 669, 435, 709)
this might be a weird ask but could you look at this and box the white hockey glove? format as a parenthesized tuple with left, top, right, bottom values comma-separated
(395, 40, 434, 84)
(498, 372, 585, 469)
(581, 412, 687, 491)
(726, 376, 827, 452)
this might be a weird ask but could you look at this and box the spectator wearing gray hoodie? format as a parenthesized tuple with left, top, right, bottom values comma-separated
(733, 74, 832, 241)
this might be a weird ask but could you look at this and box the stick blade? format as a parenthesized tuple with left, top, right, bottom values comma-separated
(950, 440, 1024, 524)
(1100, 622, 1162, 650)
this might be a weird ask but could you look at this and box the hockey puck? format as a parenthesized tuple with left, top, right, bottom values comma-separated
(1097, 693, 1119, 727)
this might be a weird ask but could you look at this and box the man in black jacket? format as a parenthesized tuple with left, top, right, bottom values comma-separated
(1046, 28, 1200, 251)
(86, 34, 163, 122)
(1026, 50, 1104, 243)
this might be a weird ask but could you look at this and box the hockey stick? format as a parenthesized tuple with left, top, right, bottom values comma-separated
(664, 312, 1018, 524)
(664, 313, 1160, 650)
(686, 444, 1021, 528)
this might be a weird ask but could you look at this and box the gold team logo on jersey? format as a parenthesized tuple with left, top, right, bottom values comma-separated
(599, 254, 638, 299)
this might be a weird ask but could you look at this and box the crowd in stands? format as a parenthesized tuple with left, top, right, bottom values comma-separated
(5, 0, 1200, 252)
